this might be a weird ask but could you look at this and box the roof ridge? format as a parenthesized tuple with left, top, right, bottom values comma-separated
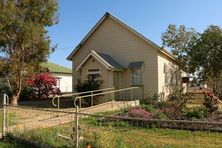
(67, 12, 181, 65)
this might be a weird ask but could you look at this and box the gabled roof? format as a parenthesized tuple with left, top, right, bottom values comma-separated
(42, 62, 72, 74)
(75, 50, 124, 71)
(67, 12, 181, 65)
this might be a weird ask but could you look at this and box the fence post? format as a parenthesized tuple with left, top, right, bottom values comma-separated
(2, 94, 7, 137)
(91, 91, 93, 107)
(75, 107, 79, 148)
(57, 96, 60, 110)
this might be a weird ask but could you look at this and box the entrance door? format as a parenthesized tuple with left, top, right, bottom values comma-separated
(113, 71, 121, 100)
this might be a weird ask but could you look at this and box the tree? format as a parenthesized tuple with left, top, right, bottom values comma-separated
(162, 24, 222, 98)
(0, 1, 58, 105)
(190, 25, 222, 98)
(27, 73, 59, 99)
(161, 24, 199, 70)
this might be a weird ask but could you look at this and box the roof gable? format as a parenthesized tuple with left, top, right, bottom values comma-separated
(67, 12, 181, 65)
(75, 50, 124, 71)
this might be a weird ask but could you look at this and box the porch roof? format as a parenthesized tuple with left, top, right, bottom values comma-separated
(75, 50, 125, 71)
(128, 61, 144, 69)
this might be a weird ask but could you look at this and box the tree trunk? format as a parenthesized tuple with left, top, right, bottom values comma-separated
(11, 91, 20, 106)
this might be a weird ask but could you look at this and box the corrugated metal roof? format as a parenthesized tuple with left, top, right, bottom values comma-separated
(97, 52, 125, 70)
(42, 62, 72, 74)
(128, 61, 144, 69)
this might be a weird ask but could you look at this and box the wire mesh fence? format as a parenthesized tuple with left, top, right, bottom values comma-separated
(2, 104, 222, 148)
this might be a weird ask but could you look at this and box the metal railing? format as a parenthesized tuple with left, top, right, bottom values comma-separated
(73, 86, 139, 110)
(73, 86, 140, 148)
(52, 87, 115, 109)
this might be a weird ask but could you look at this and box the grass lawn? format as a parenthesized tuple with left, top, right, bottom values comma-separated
(7, 114, 222, 148)
(0, 140, 25, 148)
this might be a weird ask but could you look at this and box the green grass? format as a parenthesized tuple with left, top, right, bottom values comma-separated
(0, 140, 28, 148)
(5, 113, 222, 148)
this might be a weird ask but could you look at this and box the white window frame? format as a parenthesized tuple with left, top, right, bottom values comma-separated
(87, 68, 101, 76)
(131, 68, 143, 85)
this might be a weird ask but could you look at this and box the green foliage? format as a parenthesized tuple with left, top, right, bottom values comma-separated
(141, 104, 156, 112)
(162, 24, 222, 98)
(168, 87, 188, 110)
(0, 79, 12, 97)
(154, 111, 169, 120)
(185, 107, 204, 119)
(161, 24, 199, 70)
(19, 87, 35, 101)
(115, 136, 127, 148)
(75, 75, 103, 106)
(140, 92, 159, 105)
(76, 75, 103, 92)
(0, 0, 58, 105)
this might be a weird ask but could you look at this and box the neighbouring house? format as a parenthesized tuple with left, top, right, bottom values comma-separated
(42, 62, 72, 93)
(67, 12, 187, 101)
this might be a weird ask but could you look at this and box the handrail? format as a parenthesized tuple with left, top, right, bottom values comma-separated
(73, 87, 139, 108)
(52, 87, 115, 109)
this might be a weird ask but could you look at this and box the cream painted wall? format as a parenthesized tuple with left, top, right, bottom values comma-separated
(157, 52, 187, 99)
(71, 17, 158, 98)
(80, 56, 113, 89)
(78, 56, 114, 104)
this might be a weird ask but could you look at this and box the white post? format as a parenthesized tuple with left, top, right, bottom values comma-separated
(91, 91, 93, 106)
(75, 107, 79, 148)
(57, 96, 60, 110)
(2, 94, 7, 137)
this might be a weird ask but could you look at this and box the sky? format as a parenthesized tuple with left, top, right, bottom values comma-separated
(47, 0, 222, 68)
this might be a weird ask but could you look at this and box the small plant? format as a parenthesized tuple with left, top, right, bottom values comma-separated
(168, 87, 188, 110)
(140, 92, 159, 105)
(128, 107, 154, 119)
(154, 111, 168, 120)
(115, 135, 127, 148)
(203, 92, 218, 114)
(185, 107, 204, 119)
(141, 104, 156, 113)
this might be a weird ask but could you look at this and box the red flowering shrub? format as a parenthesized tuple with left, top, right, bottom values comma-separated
(128, 107, 154, 119)
(27, 73, 60, 99)
(203, 91, 218, 114)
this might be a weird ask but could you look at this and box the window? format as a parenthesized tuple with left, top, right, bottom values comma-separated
(165, 71, 171, 85)
(87, 68, 101, 76)
(164, 63, 181, 85)
(132, 68, 143, 85)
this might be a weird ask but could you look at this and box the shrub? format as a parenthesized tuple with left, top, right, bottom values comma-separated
(0, 80, 12, 97)
(19, 87, 35, 101)
(153, 101, 168, 109)
(75, 75, 103, 106)
(141, 104, 156, 113)
(154, 111, 168, 120)
(128, 107, 154, 119)
(140, 93, 159, 105)
(167, 87, 188, 110)
(27, 73, 58, 99)
(185, 107, 204, 119)
(203, 92, 218, 114)
(161, 107, 185, 120)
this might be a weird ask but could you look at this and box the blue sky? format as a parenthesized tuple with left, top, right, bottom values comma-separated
(47, 0, 222, 68)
